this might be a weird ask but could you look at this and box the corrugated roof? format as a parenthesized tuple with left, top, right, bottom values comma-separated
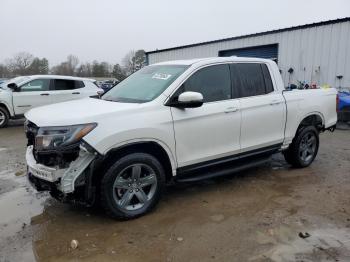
(146, 17, 350, 54)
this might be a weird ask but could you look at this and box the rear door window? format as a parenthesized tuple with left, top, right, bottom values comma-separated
(53, 79, 84, 90)
(54, 79, 85, 90)
(75, 81, 85, 88)
(230, 63, 272, 98)
(54, 79, 75, 90)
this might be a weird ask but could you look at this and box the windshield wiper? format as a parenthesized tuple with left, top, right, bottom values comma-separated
(102, 97, 147, 103)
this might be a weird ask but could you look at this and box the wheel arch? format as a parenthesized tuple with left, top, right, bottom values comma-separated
(96, 140, 176, 183)
(296, 112, 324, 134)
(0, 102, 13, 117)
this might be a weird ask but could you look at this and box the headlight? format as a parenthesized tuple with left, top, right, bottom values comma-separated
(35, 123, 97, 150)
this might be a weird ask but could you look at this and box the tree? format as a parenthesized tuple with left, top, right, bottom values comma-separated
(76, 62, 92, 77)
(67, 55, 79, 75)
(0, 50, 148, 78)
(92, 61, 111, 77)
(28, 58, 49, 74)
(134, 49, 146, 71)
(122, 50, 136, 76)
(0, 64, 10, 78)
(122, 49, 146, 76)
(51, 55, 79, 75)
(112, 63, 126, 81)
(7, 52, 34, 75)
(51, 62, 69, 75)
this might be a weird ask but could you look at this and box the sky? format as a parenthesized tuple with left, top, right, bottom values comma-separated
(1, 0, 349, 66)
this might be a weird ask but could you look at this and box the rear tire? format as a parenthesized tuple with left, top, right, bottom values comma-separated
(283, 126, 319, 168)
(0, 107, 9, 128)
(100, 153, 165, 219)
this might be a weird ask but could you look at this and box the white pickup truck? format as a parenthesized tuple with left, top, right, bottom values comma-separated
(0, 75, 103, 127)
(24, 57, 337, 219)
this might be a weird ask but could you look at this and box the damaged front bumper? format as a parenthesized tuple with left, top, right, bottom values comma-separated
(26, 145, 96, 194)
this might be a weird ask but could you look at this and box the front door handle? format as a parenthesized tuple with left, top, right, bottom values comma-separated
(72, 92, 80, 95)
(224, 107, 239, 113)
(40, 93, 50, 96)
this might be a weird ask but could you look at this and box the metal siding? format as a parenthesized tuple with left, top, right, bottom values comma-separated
(312, 26, 323, 85)
(344, 22, 350, 88)
(336, 22, 349, 88)
(328, 24, 340, 87)
(319, 24, 332, 85)
(299, 28, 309, 83)
(308, 28, 315, 83)
(281, 31, 300, 86)
(148, 21, 350, 88)
(278, 29, 289, 85)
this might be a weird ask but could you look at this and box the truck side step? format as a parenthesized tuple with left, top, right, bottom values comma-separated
(175, 156, 270, 183)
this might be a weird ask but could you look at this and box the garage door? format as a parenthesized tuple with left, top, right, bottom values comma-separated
(219, 44, 278, 62)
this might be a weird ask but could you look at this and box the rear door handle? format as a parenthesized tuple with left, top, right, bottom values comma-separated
(40, 93, 50, 96)
(224, 107, 239, 113)
(270, 100, 281, 105)
(72, 92, 80, 95)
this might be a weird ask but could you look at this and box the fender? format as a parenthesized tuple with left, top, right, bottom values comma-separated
(283, 111, 325, 147)
(300, 111, 325, 126)
(103, 138, 177, 176)
(291, 111, 325, 137)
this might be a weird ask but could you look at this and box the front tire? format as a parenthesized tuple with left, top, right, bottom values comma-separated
(0, 107, 9, 128)
(283, 126, 319, 168)
(100, 153, 165, 219)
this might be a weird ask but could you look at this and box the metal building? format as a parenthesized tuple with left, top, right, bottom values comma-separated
(146, 18, 350, 89)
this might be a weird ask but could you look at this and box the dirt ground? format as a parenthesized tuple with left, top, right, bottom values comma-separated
(0, 120, 350, 262)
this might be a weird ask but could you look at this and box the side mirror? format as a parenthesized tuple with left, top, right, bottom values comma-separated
(174, 91, 203, 108)
(7, 83, 20, 92)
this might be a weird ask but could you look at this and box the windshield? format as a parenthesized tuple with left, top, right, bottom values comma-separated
(102, 65, 189, 103)
(0, 76, 30, 89)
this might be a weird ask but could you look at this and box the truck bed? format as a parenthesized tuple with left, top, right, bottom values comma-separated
(282, 88, 338, 145)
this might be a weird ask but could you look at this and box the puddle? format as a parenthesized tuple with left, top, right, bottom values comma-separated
(0, 185, 48, 238)
(0, 170, 48, 234)
(253, 225, 350, 261)
(0, 170, 49, 262)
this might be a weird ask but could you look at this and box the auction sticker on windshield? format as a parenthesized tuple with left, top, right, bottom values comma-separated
(152, 73, 172, 80)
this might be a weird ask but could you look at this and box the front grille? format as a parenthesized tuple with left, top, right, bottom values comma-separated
(35, 146, 80, 168)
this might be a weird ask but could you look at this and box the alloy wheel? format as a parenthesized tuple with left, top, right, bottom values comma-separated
(112, 163, 158, 211)
(0, 111, 5, 126)
(299, 132, 317, 164)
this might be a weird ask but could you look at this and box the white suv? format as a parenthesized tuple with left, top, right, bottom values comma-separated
(0, 75, 103, 127)
(24, 57, 337, 219)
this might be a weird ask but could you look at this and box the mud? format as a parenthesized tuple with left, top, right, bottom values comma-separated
(1, 120, 350, 262)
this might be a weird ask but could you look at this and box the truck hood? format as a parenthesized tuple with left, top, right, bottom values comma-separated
(25, 98, 141, 127)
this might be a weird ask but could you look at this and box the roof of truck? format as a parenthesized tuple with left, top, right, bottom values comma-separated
(153, 56, 272, 66)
